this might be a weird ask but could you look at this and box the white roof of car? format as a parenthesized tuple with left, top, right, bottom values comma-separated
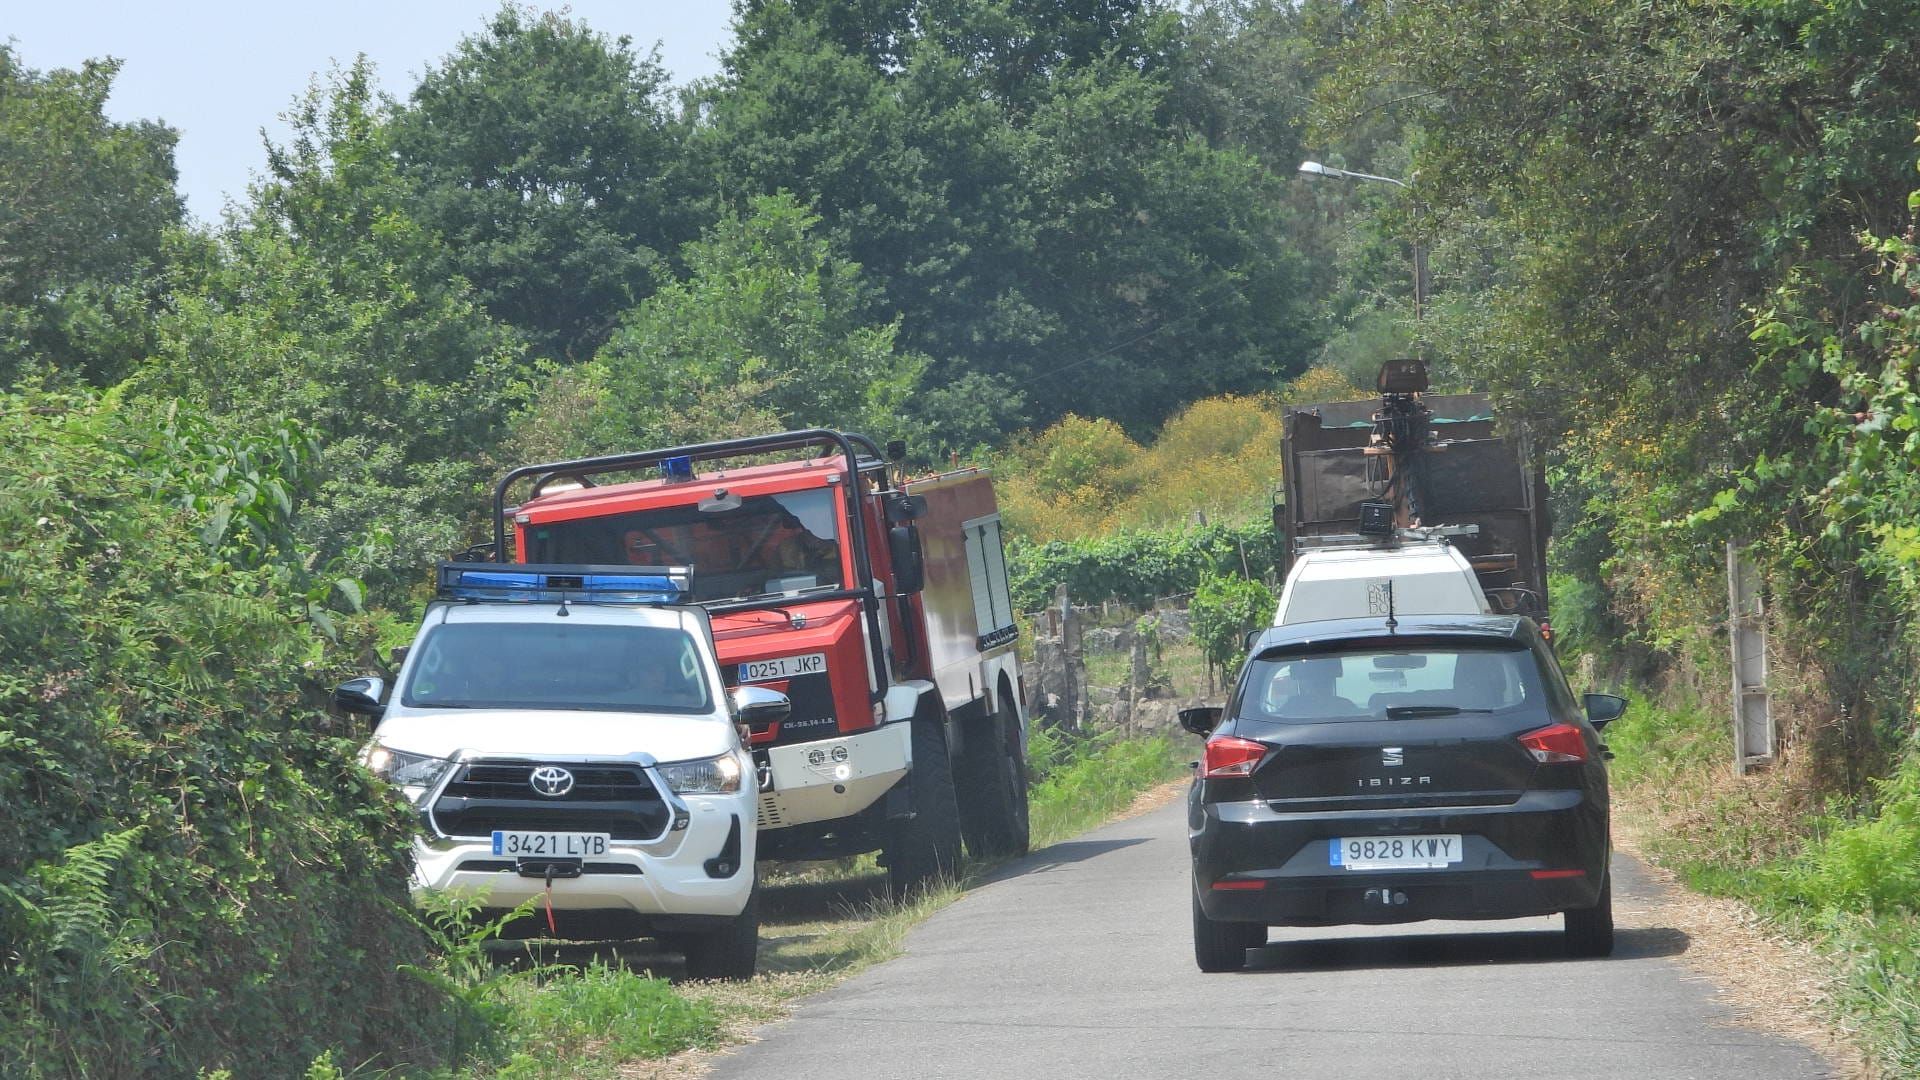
(1288, 545, 1473, 578)
(1274, 542, 1489, 625)
(427, 599, 696, 630)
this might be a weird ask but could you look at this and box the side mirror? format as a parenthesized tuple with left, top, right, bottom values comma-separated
(1242, 628, 1262, 652)
(730, 685, 791, 728)
(1178, 706, 1223, 736)
(889, 525, 925, 593)
(333, 677, 387, 718)
(1584, 693, 1628, 730)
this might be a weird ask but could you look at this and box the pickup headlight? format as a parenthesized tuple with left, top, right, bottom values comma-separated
(658, 752, 744, 795)
(362, 744, 456, 806)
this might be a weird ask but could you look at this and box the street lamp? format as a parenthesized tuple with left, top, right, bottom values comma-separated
(1297, 160, 1427, 328)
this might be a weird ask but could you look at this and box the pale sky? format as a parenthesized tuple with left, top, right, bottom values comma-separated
(6, 1, 739, 223)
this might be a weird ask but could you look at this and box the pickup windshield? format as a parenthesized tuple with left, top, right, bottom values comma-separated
(402, 622, 713, 713)
(524, 488, 844, 604)
(1233, 645, 1542, 724)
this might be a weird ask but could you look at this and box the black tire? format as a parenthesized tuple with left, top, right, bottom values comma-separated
(957, 696, 1031, 860)
(1564, 870, 1614, 959)
(1193, 889, 1264, 973)
(681, 885, 759, 981)
(884, 704, 965, 901)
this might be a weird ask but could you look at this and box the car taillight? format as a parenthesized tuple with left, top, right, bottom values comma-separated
(1203, 735, 1267, 778)
(1520, 723, 1588, 763)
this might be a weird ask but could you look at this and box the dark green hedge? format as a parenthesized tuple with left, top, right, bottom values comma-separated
(0, 393, 449, 1077)
(1006, 519, 1282, 611)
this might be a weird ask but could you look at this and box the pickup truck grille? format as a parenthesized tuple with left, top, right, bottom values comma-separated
(430, 760, 670, 840)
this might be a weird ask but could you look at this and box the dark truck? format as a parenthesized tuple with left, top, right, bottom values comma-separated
(1276, 359, 1553, 633)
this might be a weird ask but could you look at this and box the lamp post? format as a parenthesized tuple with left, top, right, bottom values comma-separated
(1297, 160, 1427, 328)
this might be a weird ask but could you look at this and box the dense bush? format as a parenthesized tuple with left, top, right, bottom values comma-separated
(994, 395, 1286, 543)
(1190, 572, 1278, 683)
(1005, 519, 1282, 612)
(0, 391, 448, 1077)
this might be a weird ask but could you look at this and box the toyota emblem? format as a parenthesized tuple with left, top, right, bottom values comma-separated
(529, 766, 575, 797)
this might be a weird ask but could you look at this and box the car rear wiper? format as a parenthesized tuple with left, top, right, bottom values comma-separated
(1384, 705, 1496, 718)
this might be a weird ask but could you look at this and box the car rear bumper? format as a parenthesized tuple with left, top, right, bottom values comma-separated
(1191, 787, 1607, 926)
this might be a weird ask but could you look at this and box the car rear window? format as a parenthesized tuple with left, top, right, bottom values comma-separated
(1233, 644, 1543, 723)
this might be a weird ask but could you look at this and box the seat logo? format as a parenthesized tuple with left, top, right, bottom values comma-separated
(1381, 747, 1404, 767)
(529, 766, 575, 797)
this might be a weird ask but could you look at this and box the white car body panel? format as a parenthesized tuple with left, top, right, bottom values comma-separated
(1275, 544, 1491, 626)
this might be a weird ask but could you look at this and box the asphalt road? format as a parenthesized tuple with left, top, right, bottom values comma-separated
(711, 797, 1834, 1080)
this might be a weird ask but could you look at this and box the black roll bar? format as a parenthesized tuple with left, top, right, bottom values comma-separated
(491, 429, 892, 699)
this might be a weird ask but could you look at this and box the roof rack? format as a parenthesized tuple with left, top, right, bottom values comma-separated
(1292, 524, 1480, 554)
(436, 562, 692, 604)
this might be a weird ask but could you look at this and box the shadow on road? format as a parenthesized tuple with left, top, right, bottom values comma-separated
(761, 872, 890, 926)
(983, 836, 1151, 883)
(1242, 925, 1689, 973)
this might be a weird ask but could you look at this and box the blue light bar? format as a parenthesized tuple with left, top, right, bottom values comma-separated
(660, 455, 694, 482)
(436, 563, 691, 604)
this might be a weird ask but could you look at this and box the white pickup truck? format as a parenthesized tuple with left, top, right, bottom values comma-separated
(333, 564, 781, 980)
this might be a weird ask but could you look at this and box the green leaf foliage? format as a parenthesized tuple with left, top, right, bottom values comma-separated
(0, 46, 182, 386)
(522, 193, 927, 457)
(131, 61, 532, 588)
(0, 390, 450, 1077)
(693, 0, 1319, 437)
(1190, 570, 1276, 681)
(391, 6, 696, 361)
(1006, 519, 1281, 611)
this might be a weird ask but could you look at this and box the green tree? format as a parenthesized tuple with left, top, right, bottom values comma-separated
(525, 194, 926, 457)
(135, 62, 530, 583)
(391, 5, 697, 360)
(0, 46, 182, 386)
(695, 0, 1319, 436)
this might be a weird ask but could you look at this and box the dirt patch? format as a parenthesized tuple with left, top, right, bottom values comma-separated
(1614, 819, 1872, 1079)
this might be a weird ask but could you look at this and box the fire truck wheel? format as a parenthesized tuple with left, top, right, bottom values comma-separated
(885, 706, 964, 900)
(958, 701, 1030, 859)
(681, 884, 760, 981)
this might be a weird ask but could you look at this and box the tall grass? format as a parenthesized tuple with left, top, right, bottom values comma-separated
(1026, 726, 1189, 847)
(1607, 695, 1920, 1074)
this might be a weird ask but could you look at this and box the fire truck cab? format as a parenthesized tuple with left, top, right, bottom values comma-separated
(492, 430, 1029, 896)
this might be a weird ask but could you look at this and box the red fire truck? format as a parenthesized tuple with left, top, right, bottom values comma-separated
(489, 430, 1029, 896)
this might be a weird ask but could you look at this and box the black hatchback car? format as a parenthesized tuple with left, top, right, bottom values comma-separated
(1183, 615, 1626, 972)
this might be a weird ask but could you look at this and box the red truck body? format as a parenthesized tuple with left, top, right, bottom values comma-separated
(492, 431, 1028, 884)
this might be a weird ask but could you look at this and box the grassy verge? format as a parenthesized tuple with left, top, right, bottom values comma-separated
(1606, 696, 1920, 1075)
(1027, 727, 1189, 847)
(409, 728, 1188, 1078)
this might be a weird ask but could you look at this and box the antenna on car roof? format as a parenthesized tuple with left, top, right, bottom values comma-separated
(1385, 578, 1398, 634)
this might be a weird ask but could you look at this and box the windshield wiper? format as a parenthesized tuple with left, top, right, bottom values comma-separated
(1385, 705, 1496, 719)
